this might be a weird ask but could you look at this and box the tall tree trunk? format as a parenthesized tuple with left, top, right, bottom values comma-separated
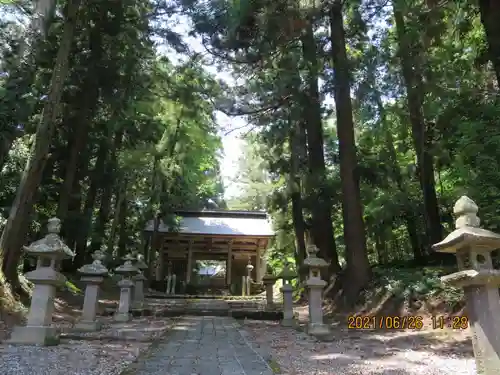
(74, 139, 108, 267)
(90, 129, 124, 252)
(57, 9, 102, 223)
(0, 0, 83, 285)
(117, 193, 128, 258)
(478, 0, 500, 86)
(375, 228, 387, 265)
(393, 2, 443, 248)
(57, 88, 99, 224)
(329, 1, 370, 299)
(289, 118, 307, 281)
(300, 20, 340, 273)
(107, 181, 127, 255)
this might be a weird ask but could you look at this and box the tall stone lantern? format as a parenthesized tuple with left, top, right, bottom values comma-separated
(304, 243, 330, 337)
(246, 258, 254, 296)
(262, 268, 278, 309)
(132, 254, 148, 309)
(9, 217, 74, 345)
(279, 261, 297, 327)
(113, 253, 138, 322)
(74, 250, 108, 331)
(432, 196, 500, 374)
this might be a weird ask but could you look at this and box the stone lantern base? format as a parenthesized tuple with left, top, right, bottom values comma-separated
(74, 320, 102, 332)
(280, 317, 297, 327)
(113, 311, 131, 322)
(8, 325, 60, 346)
(307, 323, 332, 340)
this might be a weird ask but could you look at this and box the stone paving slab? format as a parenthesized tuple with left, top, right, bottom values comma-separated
(130, 316, 274, 375)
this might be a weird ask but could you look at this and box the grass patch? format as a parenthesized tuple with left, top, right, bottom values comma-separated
(371, 266, 463, 306)
(64, 280, 82, 295)
(267, 358, 282, 374)
(345, 265, 466, 316)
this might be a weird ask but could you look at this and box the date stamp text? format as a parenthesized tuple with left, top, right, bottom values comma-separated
(347, 315, 424, 330)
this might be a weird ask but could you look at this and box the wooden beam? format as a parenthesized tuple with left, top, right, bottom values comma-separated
(157, 233, 273, 241)
(161, 243, 261, 251)
(162, 238, 261, 245)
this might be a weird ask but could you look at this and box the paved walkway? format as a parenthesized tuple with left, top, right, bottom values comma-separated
(132, 316, 274, 375)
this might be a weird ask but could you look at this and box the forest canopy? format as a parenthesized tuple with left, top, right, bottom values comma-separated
(0, 0, 499, 305)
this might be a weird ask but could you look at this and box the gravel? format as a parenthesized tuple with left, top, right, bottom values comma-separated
(0, 317, 175, 375)
(241, 320, 477, 375)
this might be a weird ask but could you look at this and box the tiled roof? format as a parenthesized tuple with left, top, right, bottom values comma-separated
(144, 211, 274, 237)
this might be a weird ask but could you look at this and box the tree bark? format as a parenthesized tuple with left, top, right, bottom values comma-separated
(300, 20, 341, 273)
(57, 7, 103, 222)
(289, 118, 307, 281)
(329, 2, 371, 298)
(117, 191, 128, 258)
(0, 0, 83, 284)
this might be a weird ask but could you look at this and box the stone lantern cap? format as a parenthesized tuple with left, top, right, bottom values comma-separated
(441, 269, 500, 288)
(246, 258, 254, 271)
(115, 254, 139, 276)
(433, 196, 500, 254)
(23, 217, 74, 259)
(279, 261, 297, 281)
(303, 244, 328, 269)
(78, 250, 108, 276)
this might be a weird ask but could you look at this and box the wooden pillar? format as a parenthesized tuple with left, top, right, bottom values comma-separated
(155, 245, 164, 282)
(256, 245, 262, 282)
(226, 240, 233, 286)
(150, 215, 161, 282)
(186, 239, 193, 284)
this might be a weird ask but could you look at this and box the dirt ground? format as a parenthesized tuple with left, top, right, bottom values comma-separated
(242, 304, 474, 375)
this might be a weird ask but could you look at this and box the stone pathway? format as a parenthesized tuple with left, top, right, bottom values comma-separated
(131, 316, 274, 375)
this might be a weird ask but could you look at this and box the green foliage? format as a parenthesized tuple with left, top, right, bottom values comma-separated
(0, 0, 227, 276)
(370, 266, 464, 307)
(0, 0, 499, 310)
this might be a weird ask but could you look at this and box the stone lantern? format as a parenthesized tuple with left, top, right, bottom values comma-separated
(279, 261, 297, 327)
(432, 196, 500, 374)
(113, 253, 138, 322)
(132, 254, 148, 310)
(9, 217, 74, 345)
(304, 243, 330, 337)
(74, 250, 108, 331)
(262, 269, 278, 309)
(245, 258, 254, 296)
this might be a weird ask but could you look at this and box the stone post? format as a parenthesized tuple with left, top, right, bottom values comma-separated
(262, 272, 277, 309)
(8, 218, 74, 345)
(279, 261, 297, 327)
(114, 254, 138, 322)
(432, 196, 500, 375)
(165, 261, 176, 295)
(74, 250, 108, 331)
(133, 254, 148, 310)
(304, 244, 330, 338)
(241, 275, 247, 296)
(246, 258, 254, 296)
